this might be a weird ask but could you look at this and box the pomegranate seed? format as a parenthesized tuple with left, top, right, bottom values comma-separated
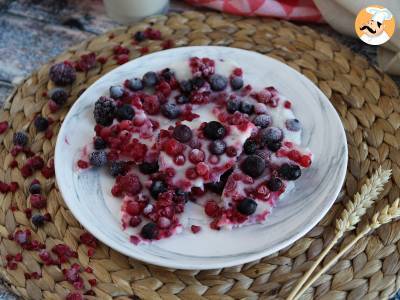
(0, 121, 8, 134)
(0, 182, 9, 193)
(87, 247, 95, 257)
(6, 254, 13, 261)
(163, 139, 184, 157)
(14, 253, 23, 262)
(174, 155, 185, 166)
(30, 194, 47, 209)
(77, 159, 89, 169)
(113, 45, 130, 55)
(116, 54, 129, 65)
(9, 182, 19, 192)
(24, 208, 32, 218)
(205, 200, 220, 218)
(7, 261, 17, 270)
(161, 39, 174, 49)
(129, 235, 140, 245)
(284, 101, 292, 109)
(9, 160, 18, 168)
(191, 225, 201, 234)
(20, 164, 33, 178)
(24, 273, 31, 279)
(144, 28, 162, 40)
(44, 129, 53, 139)
(233, 68, 243, 76)
(129, 216, 142, 227)
(89, 278, 97, 286)
(85, 267, 93, 273)
(47, 100, 59, 112)
(140, 46, 149, 54)
(299, 155, 312, 168)
(185, 167, 198, 180)
(97, 56, 108, 64)
(66, 292, 83, 300)
(210, 219, 221, 230)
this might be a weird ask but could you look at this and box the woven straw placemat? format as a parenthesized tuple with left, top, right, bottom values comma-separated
(0, 10, 399, 300)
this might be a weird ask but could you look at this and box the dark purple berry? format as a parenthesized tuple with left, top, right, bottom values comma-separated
(140, 222, 158, 240)
(191, 76, 205, 90)
(227, 100, 240, 113)
(203, 121, 226, 140)
(109, 161, 126, 177)
(161, 103, 181, 119)
(109, 86, 125, 99)
(160, 68, 174, 82)
(134, 31, 146, 42)
(31, 214, 45, 227)
(230, 76, 244, 90)
(142, 71, 159, 87)
(13, 132, 28, 146)
(29, 183, 41, 194)
(253, 114, 271, 128)
(237, 198, 257, 215)
(205, 169, 232, 195)
(259, 127, 283, 145)
(89, 151, 108, 167)
(93, 96, 116, 126)
(128, 78, 143, 91)
(139, 161, 159, 175)
(116, 104, 135, 121)
(241, 155, 266, 178)
(179, 80, 192, 94)
(278, 163, 301, 180)
(150, 180, 167, 199)
(239, 101, 254, 115)
(243, 139, 257, 155)
(34, 116, 49, 132)
(286, 119, 301, 132)
(49, 61, 76, 86)
(94, 137, 107, 150)
(176, 94, 190, 104)
(209, 74, 228, 91)
(50, 88, 68, 105)
(173, 125, 192, 143)
(266, 177, 283, 191)
(209, 140, 226, 155)
(267, 141, 281, 152)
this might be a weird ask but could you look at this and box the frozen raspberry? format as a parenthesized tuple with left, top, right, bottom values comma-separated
(34, 116, 49, 132)
(75, 52, 96, 72)
(144, 28, 162, 40)
(237, 198, 257, 215)
(142, 71, 159, 87)
(66, 292, 83, 300)
(163, 139, 184, 156)
(241, 155, 266, 178)
(142, 95, 160, 115)
(49, 61, 76, 86)
(49, 88, 68, 106)
(89, 151, 108, 167)
(115, 174, 142, 196)
(156, 81, 172, 97)
(138, 161, 159, 175)
(140, 222, 158, 240)
(93, 96, 116, 126)
(150, 180, 167, 199)
(80, 232, 97, 248)
(203, 121, 225, 140)
(13, 132, 28, 146)
(253, 114, 271, 128)
(209, 74, 228, 91)
(278, 163, 301, 181)
(205, 200, 220, 218)
(173, 125, 192, 143)
(230, 76, 243, 90)
(161, 103, 181, 119)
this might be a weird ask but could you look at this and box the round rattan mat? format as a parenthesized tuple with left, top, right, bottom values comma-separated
(1, 11, 400, 300)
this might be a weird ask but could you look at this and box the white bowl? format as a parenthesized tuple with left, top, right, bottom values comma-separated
(55, 46, 348, 270)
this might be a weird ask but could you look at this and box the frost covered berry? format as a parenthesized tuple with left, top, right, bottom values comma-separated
(49, 61, 76, 86)
(93, 96, 116, 126)
(89, 151, 108, 167)
(13, 132, 28, 146)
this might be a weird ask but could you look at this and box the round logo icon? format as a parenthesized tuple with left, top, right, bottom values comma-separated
(355, 5, 395, 46)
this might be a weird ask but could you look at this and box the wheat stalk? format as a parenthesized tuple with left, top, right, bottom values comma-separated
(287, 167, 391, 300)
(293, 198, 400, 299)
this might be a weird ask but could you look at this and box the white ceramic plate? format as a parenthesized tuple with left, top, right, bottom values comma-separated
(55, 46, 348, 270)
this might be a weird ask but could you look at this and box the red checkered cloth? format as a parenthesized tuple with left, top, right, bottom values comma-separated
(184, 0, 323, 22)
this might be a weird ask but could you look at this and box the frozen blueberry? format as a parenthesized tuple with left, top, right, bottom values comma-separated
(176, 94, 190, 104)
(266, 177, 283, 191)
(29, 183, 41, 194)
(286, 119, 301, 132)
(89, 151, 108, 167)
(31, 214, 45, 227)
(227, 100, 240, 114)
(161, 103, 181, 119)
(93, 137, 106, 150)
(142, 71, 159, 87)
(109, 85, 125, 99)
(209, 140, 226, 155)
(266, 141, 281, 152)
(34, 116, 49, 132)
(253, 114, 272, 128)
(116, 104, 135, 121)
(237, 198, 257, 215)
(139, 161, 159, 175)
(179, 80, 192, 94)
(109, 161, 126, 177)
(13, 132, 28, 146)
(191, 76, 205, 90)
(241, 155, 266, 178)
(93, 96, 116, 126)
(230, 76, 244, 90)
(173, 125, 193, 143)
(49, 61, 76, 86)
(203, 121, 226, 140)
(134, 31, 146, 42)
(239, 101, 254, 115)
(209, 74, 228, 91)
(278, 163, 301, 180)
(127, 78, 143, 91)
(150, 180, 168, 199)
(50, 88, 68, 105)
(259, 127, 283, 145)
(243, 139, 257, 155)
(140, 222, 158, 240)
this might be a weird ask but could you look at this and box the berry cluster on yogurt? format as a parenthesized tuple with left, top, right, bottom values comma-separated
(77, 57, 312, 243)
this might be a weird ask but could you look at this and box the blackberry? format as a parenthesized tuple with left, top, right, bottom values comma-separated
(278, 163, 301, 181)
(50, 88, 68, 105)
(160, 68, 174, 82)
(179, 80, 192, 94)
(209, 74, 228, 91)
(285, 119, 302, 132)
(134, 31, 146, 42)
(89, 151, 108, 167)
(176, 94, 190, 104)
(237, 198, 257, 215)
(93, 136, 107, 150)
(267, 141, 281, 152)
(241, 155, 266, 178)
(226, 100, 240, 113)
(266, 177, 283, 191)
(161, 103, 181, 119)
(127, 78, 144, 91)
(34, 116, 49, 132)
(29, 183, 41, 194)
(205, 169, 232, 195)
(150, 180, 167, 199)
(239, 101, 254, 115)
(209, 140, 226, 155)
(140, 222, 158, 240)
(259, 127, 283, 145)
(243, 139, 257, 155)
(116, 104, 135, 121)
(109, 161, 126, 177)
(93, 96, 116, 126)
(138, 161, 159, 175)
(142, 71, 159, 87)
(31, 214, 45, 227)
(109, 85, 125, 99)
(203, 121, 226, 140)
(191, 76, 205, 90)
(13, 131, 28, 146)
(49, 61, 76, 86)
(253, 114, 271, 128)
(230, 76, 244, 90)
(173, 125, 192, 143)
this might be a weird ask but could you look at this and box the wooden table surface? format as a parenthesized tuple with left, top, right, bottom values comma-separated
(0, 1, 399, 299)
